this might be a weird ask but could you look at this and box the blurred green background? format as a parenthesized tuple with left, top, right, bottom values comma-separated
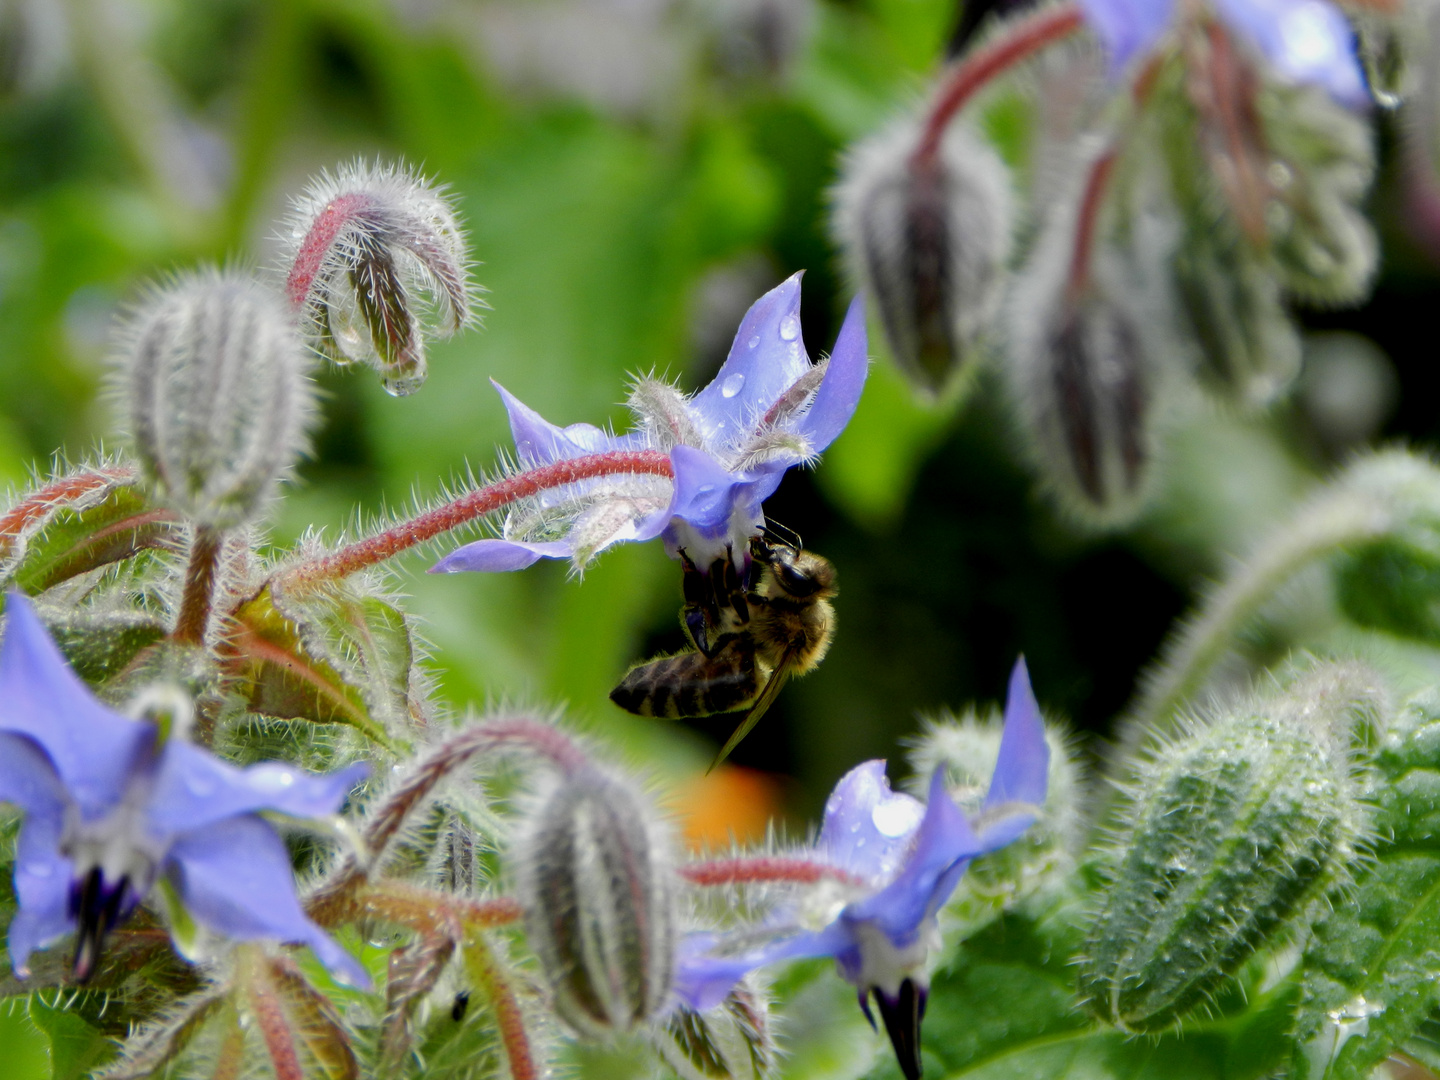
(0, 0, 1433, 841)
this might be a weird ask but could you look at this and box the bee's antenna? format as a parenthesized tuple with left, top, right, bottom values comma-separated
(761, 518, 803, 551)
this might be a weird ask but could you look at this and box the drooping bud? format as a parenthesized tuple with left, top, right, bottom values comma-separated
(516, 766, 677, 1038)
(833, 112, 1013, 394)
(1079, 663, 1377, 1032)
(116, 269, 315, 529)
(1259, 83, 1377, 306)
(1173, 225, 1302, 408)
(656, 978, 775, 1080)
(1005, 144, 1174, 526)
(280, 160, 478, 396)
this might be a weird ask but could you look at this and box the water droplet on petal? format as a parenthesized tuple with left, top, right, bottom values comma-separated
(24, 862, 52, 879)
(722, 373, 745, 398)
(779, 315, 800, 341)
(748, 335, 760, 350)
(696, 484, 715, 497)
(872, 797, 924, 838)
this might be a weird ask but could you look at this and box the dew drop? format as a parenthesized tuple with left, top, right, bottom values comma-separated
(779, 314, 800, 341)
(747, 335, 760, 350)
(24, 862, 52, 879)
(721, 373, 745, 398)
(696, 484, 715, 498)
(872, 798, 924, 838)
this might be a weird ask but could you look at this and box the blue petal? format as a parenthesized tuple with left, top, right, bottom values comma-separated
(0, 731, 68, 819)
(429, 538, 574, 573)
(982, 657, 1049, 812)
(148, 743, 367, 837)
(817, 760, 925, 882)
(842, 770, 985, 945)
(1214, 0, 1368, 107)
(690, 274, 812, 450)
(793, 293, 869, 454)
(168, 815, 369, 987)
(0, 594, 154, 820)
(6, 743, 73, 979)
(494, 381, 627, 465)
(1077, 0, 1175, 74)
(8, 849, 73, 979)
(673, 923, 847, 1011)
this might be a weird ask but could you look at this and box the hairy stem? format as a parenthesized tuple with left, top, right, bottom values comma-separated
(681, 856, 865, 889)
(280, 450, 674, 586)
(307, 719, 588, 924)
(913, 4, 1084, 165)
(464, 937, 539, 1080)
(358, 881, 522, 936)
(173, 526, 225, 645)
(1116, 452, 1440, 767)
(1065, 148, 1120, 303)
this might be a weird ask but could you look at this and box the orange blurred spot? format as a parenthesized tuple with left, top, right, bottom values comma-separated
(670, 766, 783, 851)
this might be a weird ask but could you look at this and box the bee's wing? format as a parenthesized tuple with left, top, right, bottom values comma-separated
(708, 654, 794, 772)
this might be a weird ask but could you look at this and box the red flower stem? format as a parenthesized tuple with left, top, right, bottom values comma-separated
(681, 856, 865, 889)
(285, 192, 373, 308)
(913, 4, 1084, 166)
(243, 952, 304, 1080)
(281, 450, 674, 586)
(1065, 148, 1120, 303)
(465, 937, 539, 1080)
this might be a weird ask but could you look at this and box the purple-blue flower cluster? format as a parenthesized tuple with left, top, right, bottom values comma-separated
(0, 593, 368, 985)
(675, 659, 1049, 1079)
(431, 274, 868, 578)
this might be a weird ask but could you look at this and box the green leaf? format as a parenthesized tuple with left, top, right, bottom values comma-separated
(27, 996, 114, 1080)
(861, 889, 1296, 1080)
(227, 585, 402, 751)
(1290, 691, 1440, 1080)
(4, 483, 177, 595)
(36, 605, 167, 686)
(0, 999, 50, 1080)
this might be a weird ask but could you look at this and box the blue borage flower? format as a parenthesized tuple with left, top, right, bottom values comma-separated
(0, 593, 369, 985)
(673, 659, 1049, 1080)
(430, 274, 867, 577)
(1080, 0, 1368, 108)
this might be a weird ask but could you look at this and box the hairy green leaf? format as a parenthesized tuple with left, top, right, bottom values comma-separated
(1291, 692, 1440, 1080)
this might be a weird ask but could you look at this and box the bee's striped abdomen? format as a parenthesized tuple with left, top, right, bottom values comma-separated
(610, 639, 762, 718)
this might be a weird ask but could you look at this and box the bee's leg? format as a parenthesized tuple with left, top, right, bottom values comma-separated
(684, 608, 712, 656)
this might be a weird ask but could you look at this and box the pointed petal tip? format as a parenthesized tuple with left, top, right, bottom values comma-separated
(985, 655, 1050, 813)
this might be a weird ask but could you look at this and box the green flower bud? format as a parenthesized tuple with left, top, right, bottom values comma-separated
(516, 766, 677, 1038)
(116, 270, 315, 529)
(1080, 664, 1375, 1031)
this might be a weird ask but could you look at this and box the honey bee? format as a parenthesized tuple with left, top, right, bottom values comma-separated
(610, 532, 836, 768)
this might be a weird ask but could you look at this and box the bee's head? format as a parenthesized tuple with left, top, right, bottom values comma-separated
(757, 539, 836, 599)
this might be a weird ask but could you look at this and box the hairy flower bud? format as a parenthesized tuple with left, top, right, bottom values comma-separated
(833, 113, 1013, 393)
(1006, 147, 1176, 527)
(1174, 225, 1302, 408)
(281, 160, 477, 397)
(117, 270, 315, 529)
(1079, 664, 1376, 1032)
(657, 979, 775, 1080)
(516, 766, 677, 1038)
